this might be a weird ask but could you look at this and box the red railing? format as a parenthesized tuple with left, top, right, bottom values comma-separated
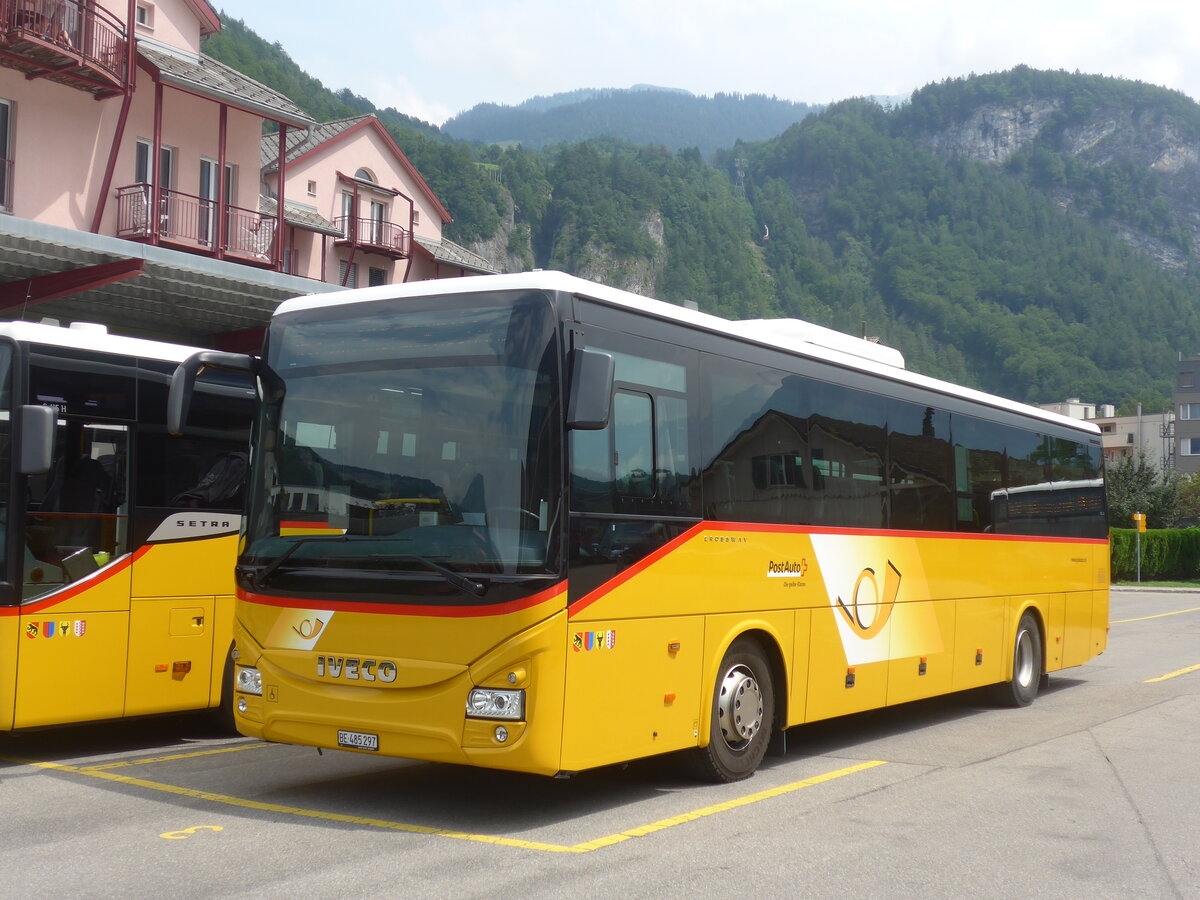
(334, 215, 411, 258)
(116, 184, 278, 264)
(0, 0, 128, 84)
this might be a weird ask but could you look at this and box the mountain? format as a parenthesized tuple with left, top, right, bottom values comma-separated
(443, 87, 820, 157)
(201, 21, 1200, 411)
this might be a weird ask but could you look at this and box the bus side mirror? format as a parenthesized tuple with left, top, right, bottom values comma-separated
(566, 348, 614, 431)
(169, 350, 258, 435)
(18, 404, 55, 475)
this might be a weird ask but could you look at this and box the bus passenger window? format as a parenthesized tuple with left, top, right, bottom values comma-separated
(952, 415, 1006, 532)
(614, 392, 653, 498)
(25, 421, 129, 598)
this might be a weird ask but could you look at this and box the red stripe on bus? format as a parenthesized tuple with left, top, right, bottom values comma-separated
(238, 580, 568, 618)
(0, 546, 150, 616)
(566, 520, 1107, 617)
(568, 522, 709, 617)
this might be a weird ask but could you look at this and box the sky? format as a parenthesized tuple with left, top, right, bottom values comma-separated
(223, 1, 1200, 127)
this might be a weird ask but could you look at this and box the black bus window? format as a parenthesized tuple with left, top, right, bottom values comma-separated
(1051, 436, 1098, 482)
(614, 392, 653, 498)
(810, 382, 886, 530)
(888, 401, 953, 531)
(655, 395, 689, 509)
(570, 421, 613, 512)
(705, 360, 805, 524)
(952, 415, 1006, 532)
(607, 349, 686, 393)
(570, 332, 694, 515)
(24, 420, 129, 599)
(137, 364, 253, 511)
(1006, 431, 1049, 489)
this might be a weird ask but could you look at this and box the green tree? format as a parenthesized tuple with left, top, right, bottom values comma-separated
(1106, 451, 1183, 528)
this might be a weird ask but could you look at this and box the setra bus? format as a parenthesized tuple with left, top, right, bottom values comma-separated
(172, 271, 1109, 781)
(0, 321, 252, 731)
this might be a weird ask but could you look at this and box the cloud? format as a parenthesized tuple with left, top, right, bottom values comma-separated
(228, 0, 1200, 126)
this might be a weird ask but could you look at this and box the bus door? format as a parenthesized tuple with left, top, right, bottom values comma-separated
(0, 340, 16, 728)
(15, 412, 133, 727)
(125, 364, 251, 717)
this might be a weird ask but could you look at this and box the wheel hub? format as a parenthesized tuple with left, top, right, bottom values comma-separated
(718, 664, 763, 746)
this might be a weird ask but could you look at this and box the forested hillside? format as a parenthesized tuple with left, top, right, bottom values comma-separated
(206, 21, 1200, 411)
(443, 88, 819, 157)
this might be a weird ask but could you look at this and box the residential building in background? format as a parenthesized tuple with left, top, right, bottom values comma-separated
(260, 116, 492, 292)
(1175, 355, 1200, 474)
(1041, 398, 1174, 470)
(0, 0, 493, 349)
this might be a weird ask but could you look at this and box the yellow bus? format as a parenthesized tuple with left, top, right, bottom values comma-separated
(1, 321, 252, 731)
(176, 272, 1108, 781)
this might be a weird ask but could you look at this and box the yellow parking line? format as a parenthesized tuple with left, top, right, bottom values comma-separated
(1145, 663, 1200, 683)
(1113, 606, 1200, 624)
(9, 756, 886, 853)
(82, 741, 271, 771)
(573, 760, 887, 851)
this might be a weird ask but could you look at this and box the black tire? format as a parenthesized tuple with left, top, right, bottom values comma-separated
(687, 638, 775, 782)
(991, 611, 1042, 708)
(209, 643, 237, 733)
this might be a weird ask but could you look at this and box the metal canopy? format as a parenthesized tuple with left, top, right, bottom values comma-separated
(0, 216, 340, 344)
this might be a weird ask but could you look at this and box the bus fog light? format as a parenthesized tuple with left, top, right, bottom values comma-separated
(494, 726, 509, 743)
(466, 688, 525, 721)
(237, 697, 247, 713)
(235, 666, 263, 696)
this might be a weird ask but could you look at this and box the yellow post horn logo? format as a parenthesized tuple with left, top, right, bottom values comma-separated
(292, 617, 326, 640)
(836, 561, 901, 640)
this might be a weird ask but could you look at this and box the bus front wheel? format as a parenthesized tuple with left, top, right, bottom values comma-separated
(688, 638, 774, 782)
(991, 611, 1042, 708)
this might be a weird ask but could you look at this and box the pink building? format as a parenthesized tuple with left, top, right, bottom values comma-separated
(262, 115, 494, 290)
(0, 0, 493, 348)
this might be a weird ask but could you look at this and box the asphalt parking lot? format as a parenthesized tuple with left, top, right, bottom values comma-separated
(2, 587, 1197, 899)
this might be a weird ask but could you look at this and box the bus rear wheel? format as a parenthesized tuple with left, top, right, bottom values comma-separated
(688, 638, 774, 782)
(991, 611, 1042, 708)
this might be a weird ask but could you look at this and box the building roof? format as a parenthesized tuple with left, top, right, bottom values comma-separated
(138, 43, 313, 128)
(258, 196, 343, 237)
(186, 0, 223, 35)
(413, 236, 499, 275)
(261, 116, 452, 224)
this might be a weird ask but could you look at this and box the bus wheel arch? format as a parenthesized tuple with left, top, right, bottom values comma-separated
(991, 608, 1044, 708)
(687, 632, 781, 782)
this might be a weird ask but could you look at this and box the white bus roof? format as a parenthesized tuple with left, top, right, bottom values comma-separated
(0, 320, 203, 364)
(274, 271, 1100, 437)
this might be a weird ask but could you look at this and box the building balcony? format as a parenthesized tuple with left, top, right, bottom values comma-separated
(333, 214, 411, 260)
(115, 184, 279, 267)
(0, 0, 129, 97)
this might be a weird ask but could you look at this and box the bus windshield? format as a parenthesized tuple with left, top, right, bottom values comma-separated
(241, 290, 562, 599)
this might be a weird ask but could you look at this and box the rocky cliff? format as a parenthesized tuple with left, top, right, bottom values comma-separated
(916, 93, 1200, 273)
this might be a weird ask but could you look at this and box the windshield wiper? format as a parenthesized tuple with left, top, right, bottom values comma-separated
(394, 553, 486, 597)
(239, 536, 486, 598)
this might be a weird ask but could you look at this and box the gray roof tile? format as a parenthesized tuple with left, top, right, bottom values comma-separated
(140, 43, 313, 127)
(258, 196, 343, 236)
(414, 236, 499, 274)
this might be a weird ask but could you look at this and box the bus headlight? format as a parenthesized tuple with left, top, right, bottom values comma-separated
(235, 666, 263, 696)
(466, 688, 525, 721)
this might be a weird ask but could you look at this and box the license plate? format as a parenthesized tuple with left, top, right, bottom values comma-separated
(337, 729, 379, 751)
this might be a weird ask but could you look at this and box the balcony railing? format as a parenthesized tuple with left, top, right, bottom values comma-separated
(116, 184, 278, 266)
(333, 215, 411, 259)
(0, 0, 128, 94)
